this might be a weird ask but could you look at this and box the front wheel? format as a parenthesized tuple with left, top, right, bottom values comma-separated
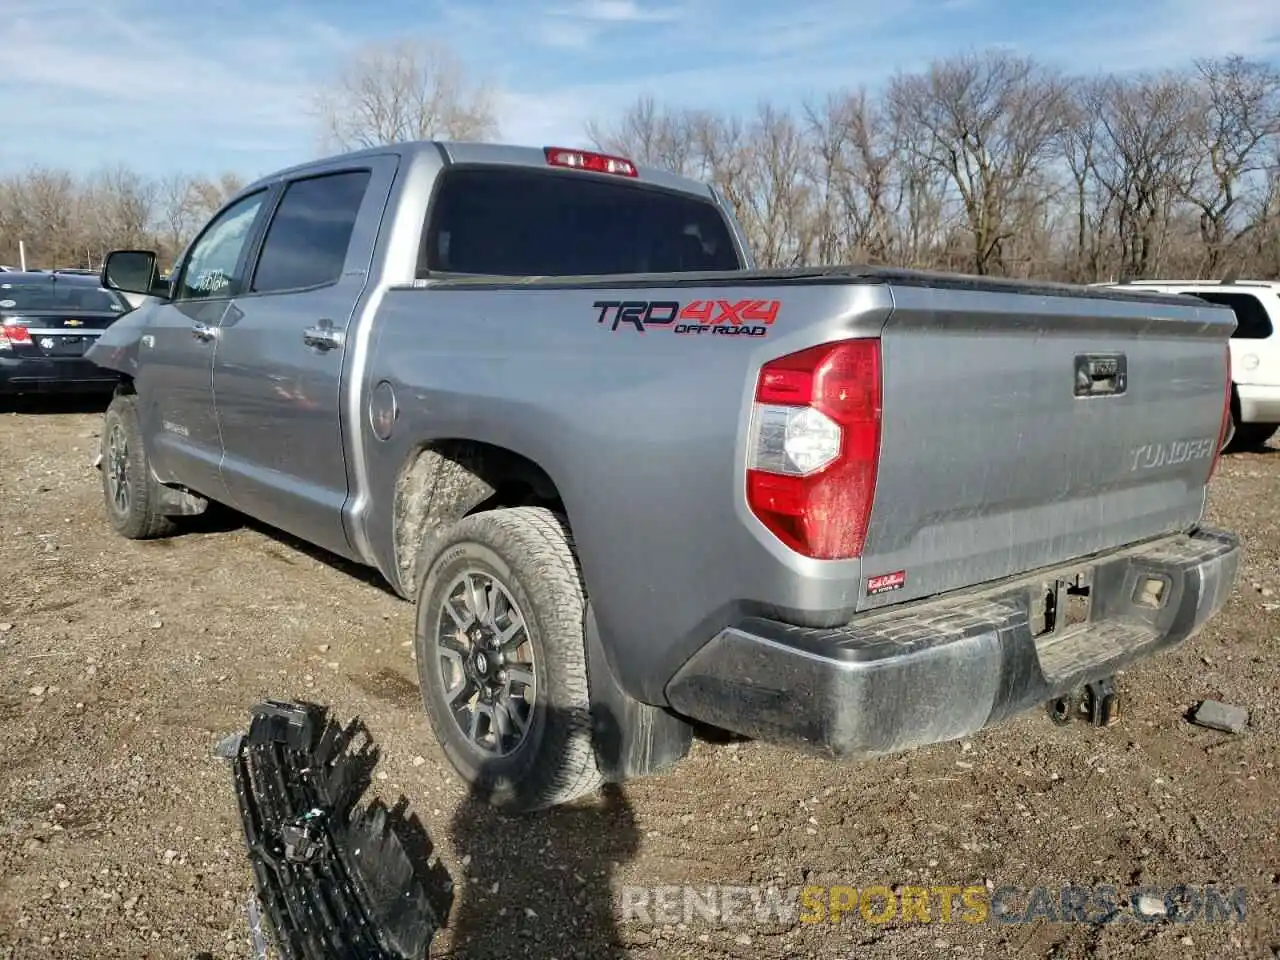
(100, 393, 176, 540)
(414, 506, 603, 813)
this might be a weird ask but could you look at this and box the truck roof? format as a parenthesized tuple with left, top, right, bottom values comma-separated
(243, 140, 718, 203)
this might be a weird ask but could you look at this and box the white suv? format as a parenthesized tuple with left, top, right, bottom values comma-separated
(1098, 280, 1280, 451)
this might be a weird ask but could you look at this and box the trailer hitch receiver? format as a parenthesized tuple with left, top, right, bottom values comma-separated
(1046, 676, 1121, 728)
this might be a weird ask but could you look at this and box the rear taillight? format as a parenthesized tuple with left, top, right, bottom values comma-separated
(0, 321, 30, 350)
(746, 339, 882, 559)
(1209, 343, 1233, 478)
(543, 146, 638, 178)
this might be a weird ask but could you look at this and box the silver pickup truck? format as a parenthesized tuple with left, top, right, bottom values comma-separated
(90, 140, 1242, 811)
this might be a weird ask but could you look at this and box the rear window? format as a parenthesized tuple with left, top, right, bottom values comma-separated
(419, 166, 741, 277)
(1187, 291, 1275, 340)
(0, 280, 129, 314)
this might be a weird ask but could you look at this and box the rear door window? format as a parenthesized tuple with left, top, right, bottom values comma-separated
(420, 166, 741, 277)
(1188, 291, 1275, 340)
(251, 170, 372, 294)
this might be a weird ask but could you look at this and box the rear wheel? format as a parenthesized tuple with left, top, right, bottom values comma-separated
(101, 393, 175, 539)
(414, 506, 603, 812)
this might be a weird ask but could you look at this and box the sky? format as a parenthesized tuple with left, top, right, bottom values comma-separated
(2, 0, 1278, 181)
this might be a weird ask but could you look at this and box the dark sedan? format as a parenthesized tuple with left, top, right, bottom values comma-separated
(0, 271, 132, 396)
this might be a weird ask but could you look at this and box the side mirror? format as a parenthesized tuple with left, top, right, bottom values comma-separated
(102, 250, 167, 297)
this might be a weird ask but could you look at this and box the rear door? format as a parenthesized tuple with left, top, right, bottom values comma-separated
(213, 158, 396, 558)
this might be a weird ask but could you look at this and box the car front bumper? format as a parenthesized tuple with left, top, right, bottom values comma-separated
(666, 527, 1241, 758)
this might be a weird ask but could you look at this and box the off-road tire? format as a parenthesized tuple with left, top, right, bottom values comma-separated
(101, 393, 176, 540)
(414, 506, 603, 813)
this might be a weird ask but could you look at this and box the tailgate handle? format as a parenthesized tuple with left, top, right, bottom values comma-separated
(1074, 354, 1127, 397)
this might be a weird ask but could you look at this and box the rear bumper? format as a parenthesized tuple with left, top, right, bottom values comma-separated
(666, 528, 1241, 758)
(0, 355, 118, 393)
(1236, 383, 1280, 424)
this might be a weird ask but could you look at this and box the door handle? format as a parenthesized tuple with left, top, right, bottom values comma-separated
(191, 321, 216, 342)
(303, 319, 344, 351)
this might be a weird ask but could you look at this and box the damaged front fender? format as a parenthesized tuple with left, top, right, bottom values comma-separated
(85, 305, 152, 378)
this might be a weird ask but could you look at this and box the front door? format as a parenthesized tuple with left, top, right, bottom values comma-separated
(213, 161, 394, 558)
(138, 189, 270, 498)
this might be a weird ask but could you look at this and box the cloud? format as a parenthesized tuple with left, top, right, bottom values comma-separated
(551, 0, 685, 21)
(490, 0, 1280, 148)
(0, 0, 352, 174)
(532, 19, 604, 51)
(3, 0, 1277, 177)
(534, 0, 686, 49)
(493, 89, 601, 147)
(984, 0, 1280, 73)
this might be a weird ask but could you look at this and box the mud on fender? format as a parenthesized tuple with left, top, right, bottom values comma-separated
(219, 699, 450, 959)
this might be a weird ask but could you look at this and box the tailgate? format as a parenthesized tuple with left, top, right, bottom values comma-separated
(856, 283, 1233, 610)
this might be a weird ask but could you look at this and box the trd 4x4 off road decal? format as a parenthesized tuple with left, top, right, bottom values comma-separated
(593, 299, 780, 337)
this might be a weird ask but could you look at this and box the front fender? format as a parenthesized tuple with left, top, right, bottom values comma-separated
(85, 303, 156, 377)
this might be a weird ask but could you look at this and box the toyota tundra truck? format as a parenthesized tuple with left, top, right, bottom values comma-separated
(89, 140, 1242, 812)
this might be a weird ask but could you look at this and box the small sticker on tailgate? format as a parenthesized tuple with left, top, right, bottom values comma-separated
(867, 570, 907, 595)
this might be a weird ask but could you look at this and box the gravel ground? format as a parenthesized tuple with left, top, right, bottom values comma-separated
(0, 397, 1277, 960)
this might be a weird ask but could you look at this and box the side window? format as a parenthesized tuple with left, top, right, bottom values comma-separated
(251, 170, 372, 294)
(1190, 291, 1275, 340)
(175, 191, 268, 301)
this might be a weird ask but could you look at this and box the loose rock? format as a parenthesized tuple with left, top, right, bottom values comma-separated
(1190, 700, 1249, 734)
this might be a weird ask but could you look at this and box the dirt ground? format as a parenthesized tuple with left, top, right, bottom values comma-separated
(0, 396, 1277, 960)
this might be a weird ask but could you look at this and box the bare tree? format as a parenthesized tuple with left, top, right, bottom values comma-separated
(1056, 78, 1115, 281)
(80, 165, 158, 265)
(156, 172, 199, 263)
(0, 166, 246, 270)
(186, 172, 247, 221)
(1093, 72, 1200, 278)
(887, 51, 1069, 275)
(3, 49, 1279, 282)
(1182, 55, 1280, 275)
(313, 39, 498, 150)
(1252, 157, 1280, 277)
(587, 97, 705, 176)
(12, 167, 79, 268)
(734, 104, 814, 267)
(804, 89, 919, 265)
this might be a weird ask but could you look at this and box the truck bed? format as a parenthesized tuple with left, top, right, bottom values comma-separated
(367, 268, 1234, 703)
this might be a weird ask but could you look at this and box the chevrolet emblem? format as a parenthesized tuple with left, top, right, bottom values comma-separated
(65, 319, 84, 327)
